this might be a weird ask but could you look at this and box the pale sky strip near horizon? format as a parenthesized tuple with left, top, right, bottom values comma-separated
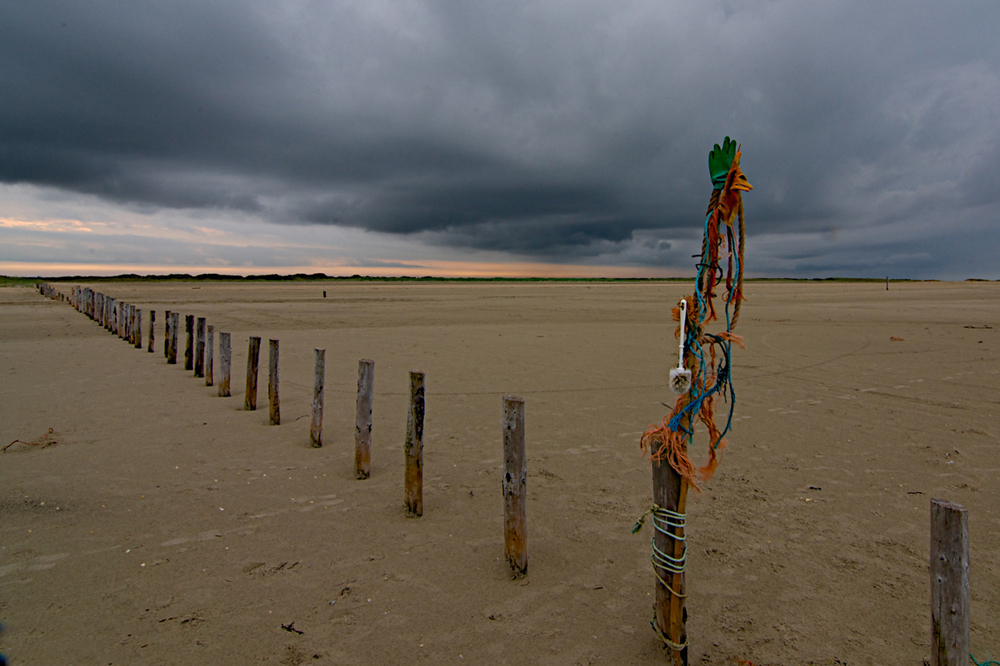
(2, 1, 999, 279)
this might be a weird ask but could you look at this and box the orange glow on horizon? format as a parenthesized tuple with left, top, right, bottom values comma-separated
(0, 260, 688, 279)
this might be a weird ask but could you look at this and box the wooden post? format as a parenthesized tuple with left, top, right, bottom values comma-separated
(355, 359, 374, 479)
(148, 310, 155, 353)
(129, 305, 136, 343)
(309, 349, 325, 448)
(218, 332, 231, 397)
(503, 395, 527, 575)
(168, 313, 179, 364)
(134, 309, 142, 349)
(502, 395, 528, 577)
(195, 317, 206, 377)
(931, 498, 969, 666)
(205, 325, 214, 386)
(245, 336, 260, 410)
(164, 310, 171, 358)
(268, 339, 280, 425)
(653, 453, 689, 663)
(184, 315, 194, 371)
(404, 371, 425, 516)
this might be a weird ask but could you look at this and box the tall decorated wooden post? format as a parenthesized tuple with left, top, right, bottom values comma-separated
(635, 137, 751, 663)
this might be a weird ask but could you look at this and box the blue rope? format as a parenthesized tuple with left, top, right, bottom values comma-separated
(667, 210, 737, 449)
(972, 654, 1000, 666)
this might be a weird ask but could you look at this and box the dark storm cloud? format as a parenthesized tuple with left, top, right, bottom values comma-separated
(2, 0, 999, 274)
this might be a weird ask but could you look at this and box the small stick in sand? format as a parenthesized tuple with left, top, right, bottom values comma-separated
(355, 359, 374, 479)
(309, 349, 325, 448)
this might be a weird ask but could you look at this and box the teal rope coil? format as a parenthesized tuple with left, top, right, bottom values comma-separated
(972, 655, 1000, 666)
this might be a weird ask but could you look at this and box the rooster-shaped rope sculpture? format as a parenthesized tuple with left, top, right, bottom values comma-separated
(641, 136, 751, 488)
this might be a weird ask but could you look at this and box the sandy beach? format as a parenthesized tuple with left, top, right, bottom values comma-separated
(1, 280, 998, 665)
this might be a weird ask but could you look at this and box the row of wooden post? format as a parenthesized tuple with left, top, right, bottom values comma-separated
(53, 276, 530, 567)
(45, 284, 521, 540)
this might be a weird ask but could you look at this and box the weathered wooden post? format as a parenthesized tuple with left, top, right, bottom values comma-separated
(652, 430, 689, 663)
(218, 332, 231, 396)
(134, 309, 142, 349)
(404, 371, 425, 516)
(931, 498, 969, 666)
(118, 302, 125, 339)
(164, 310, 171, 358)
(245, 336, 261, 410)
(168, 312, 179, 364)
(129, 305, 135, 343)
(148, 310, 155, 353)
(355, 359, 374, 479)
(309, 349, 325, 448)
(195, 317, 206, 377)
(184, 315, 194, 371)
(205, 325, 214, 386)
(268, 339, 280, 425)
(503, 395, 527, 576)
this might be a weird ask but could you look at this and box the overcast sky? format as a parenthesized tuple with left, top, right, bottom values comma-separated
(2, 1, 999, 278)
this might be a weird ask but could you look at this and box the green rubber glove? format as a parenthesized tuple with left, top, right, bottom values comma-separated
(708, 136, 737, 189)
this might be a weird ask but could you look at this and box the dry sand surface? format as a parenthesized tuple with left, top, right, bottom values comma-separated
(2, 280, 999, 665)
